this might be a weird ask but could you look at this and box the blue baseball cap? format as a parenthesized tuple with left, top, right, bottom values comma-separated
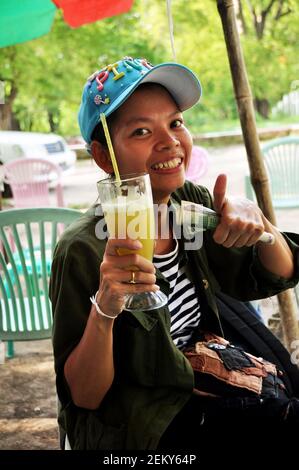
(78, 56, 202, 144)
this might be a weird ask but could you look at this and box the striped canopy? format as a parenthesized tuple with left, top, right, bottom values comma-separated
(0, 0, 134, 48)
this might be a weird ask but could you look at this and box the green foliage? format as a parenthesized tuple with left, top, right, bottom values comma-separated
(0, 4, 169, 135)
(240, 0, 299, 106)
(0, 0, 298, 135)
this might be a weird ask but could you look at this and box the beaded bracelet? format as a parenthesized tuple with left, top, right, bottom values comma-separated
(90, 291, 118, 320)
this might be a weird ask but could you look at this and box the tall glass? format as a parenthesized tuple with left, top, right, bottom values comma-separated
(97, 173, 168, 311)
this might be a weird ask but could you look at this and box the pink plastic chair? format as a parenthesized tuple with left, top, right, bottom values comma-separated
(3, 158, 64, 208)
(186, 145, 209, 183)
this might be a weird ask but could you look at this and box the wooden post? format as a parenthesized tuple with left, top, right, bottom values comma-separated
(0, 166, 3, 211)
(217, 0, 299, 351)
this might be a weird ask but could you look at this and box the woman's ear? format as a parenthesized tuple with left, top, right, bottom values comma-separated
(90, 141, 114, 174)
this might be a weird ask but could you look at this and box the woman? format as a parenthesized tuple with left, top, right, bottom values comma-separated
(50, 57, 299, 452)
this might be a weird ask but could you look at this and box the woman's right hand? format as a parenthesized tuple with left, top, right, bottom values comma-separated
(97, 238, 159, 317)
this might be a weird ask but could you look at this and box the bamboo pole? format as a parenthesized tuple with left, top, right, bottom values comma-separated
(217, 0, 299, 351)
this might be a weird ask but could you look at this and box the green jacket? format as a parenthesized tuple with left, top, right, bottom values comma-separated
(50, 181, 299, 450)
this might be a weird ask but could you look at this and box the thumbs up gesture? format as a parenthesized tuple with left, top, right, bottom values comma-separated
(212, 174, 265, 248)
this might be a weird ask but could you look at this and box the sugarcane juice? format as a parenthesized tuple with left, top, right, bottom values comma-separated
(102, 196, 155, 261)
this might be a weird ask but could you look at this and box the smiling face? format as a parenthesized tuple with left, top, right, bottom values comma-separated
(93, 84, 193, 204)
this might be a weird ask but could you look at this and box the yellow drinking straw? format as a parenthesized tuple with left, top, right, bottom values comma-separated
(100, 112, 121, 182)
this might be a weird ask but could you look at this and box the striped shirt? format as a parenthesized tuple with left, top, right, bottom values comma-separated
(153, 239, 201, 349)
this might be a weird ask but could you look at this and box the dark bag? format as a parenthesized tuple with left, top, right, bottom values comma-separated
(184, 331, 287, 399)
(215, 292, 299, 397)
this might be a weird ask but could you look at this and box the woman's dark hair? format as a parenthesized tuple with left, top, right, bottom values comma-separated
(90, 114, 115, 146)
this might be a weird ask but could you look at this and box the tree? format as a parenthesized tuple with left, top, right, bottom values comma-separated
(0, 48, 20, 130)
(0, 0, 298, 134)
(0, 3, 168, 135)
(239, 0, 293, 40)
(236, 0, 299, 117)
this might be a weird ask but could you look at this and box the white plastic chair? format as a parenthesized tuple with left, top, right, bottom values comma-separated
(3, 157, 64, 208)
(186, 145, 209, 183)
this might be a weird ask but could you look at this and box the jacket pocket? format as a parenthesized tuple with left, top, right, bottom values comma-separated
(61, 403, 127, 450)
(85, 412, 126, 450)
(115, 313, 159, 386)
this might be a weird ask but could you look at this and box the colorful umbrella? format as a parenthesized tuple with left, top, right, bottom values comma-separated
(0, 0, 134, 48)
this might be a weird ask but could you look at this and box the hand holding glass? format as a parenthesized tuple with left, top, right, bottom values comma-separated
(97, 173, 168, 311)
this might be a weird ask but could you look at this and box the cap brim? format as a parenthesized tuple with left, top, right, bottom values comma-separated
(105, 62, 202, 119)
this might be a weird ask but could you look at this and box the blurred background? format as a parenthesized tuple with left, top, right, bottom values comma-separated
(1, 0, 298, 137)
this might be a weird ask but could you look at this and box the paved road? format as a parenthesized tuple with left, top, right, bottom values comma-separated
(61, 158, 104, 209)
(60, 144, 299, 232)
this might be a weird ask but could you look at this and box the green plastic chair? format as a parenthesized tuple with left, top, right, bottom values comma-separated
(0, 207, 81, 358)
(244, 136, 299, 308)
(245, 136, 299, 208)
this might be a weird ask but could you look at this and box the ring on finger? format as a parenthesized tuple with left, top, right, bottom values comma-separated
(129, 271, 136, 284)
